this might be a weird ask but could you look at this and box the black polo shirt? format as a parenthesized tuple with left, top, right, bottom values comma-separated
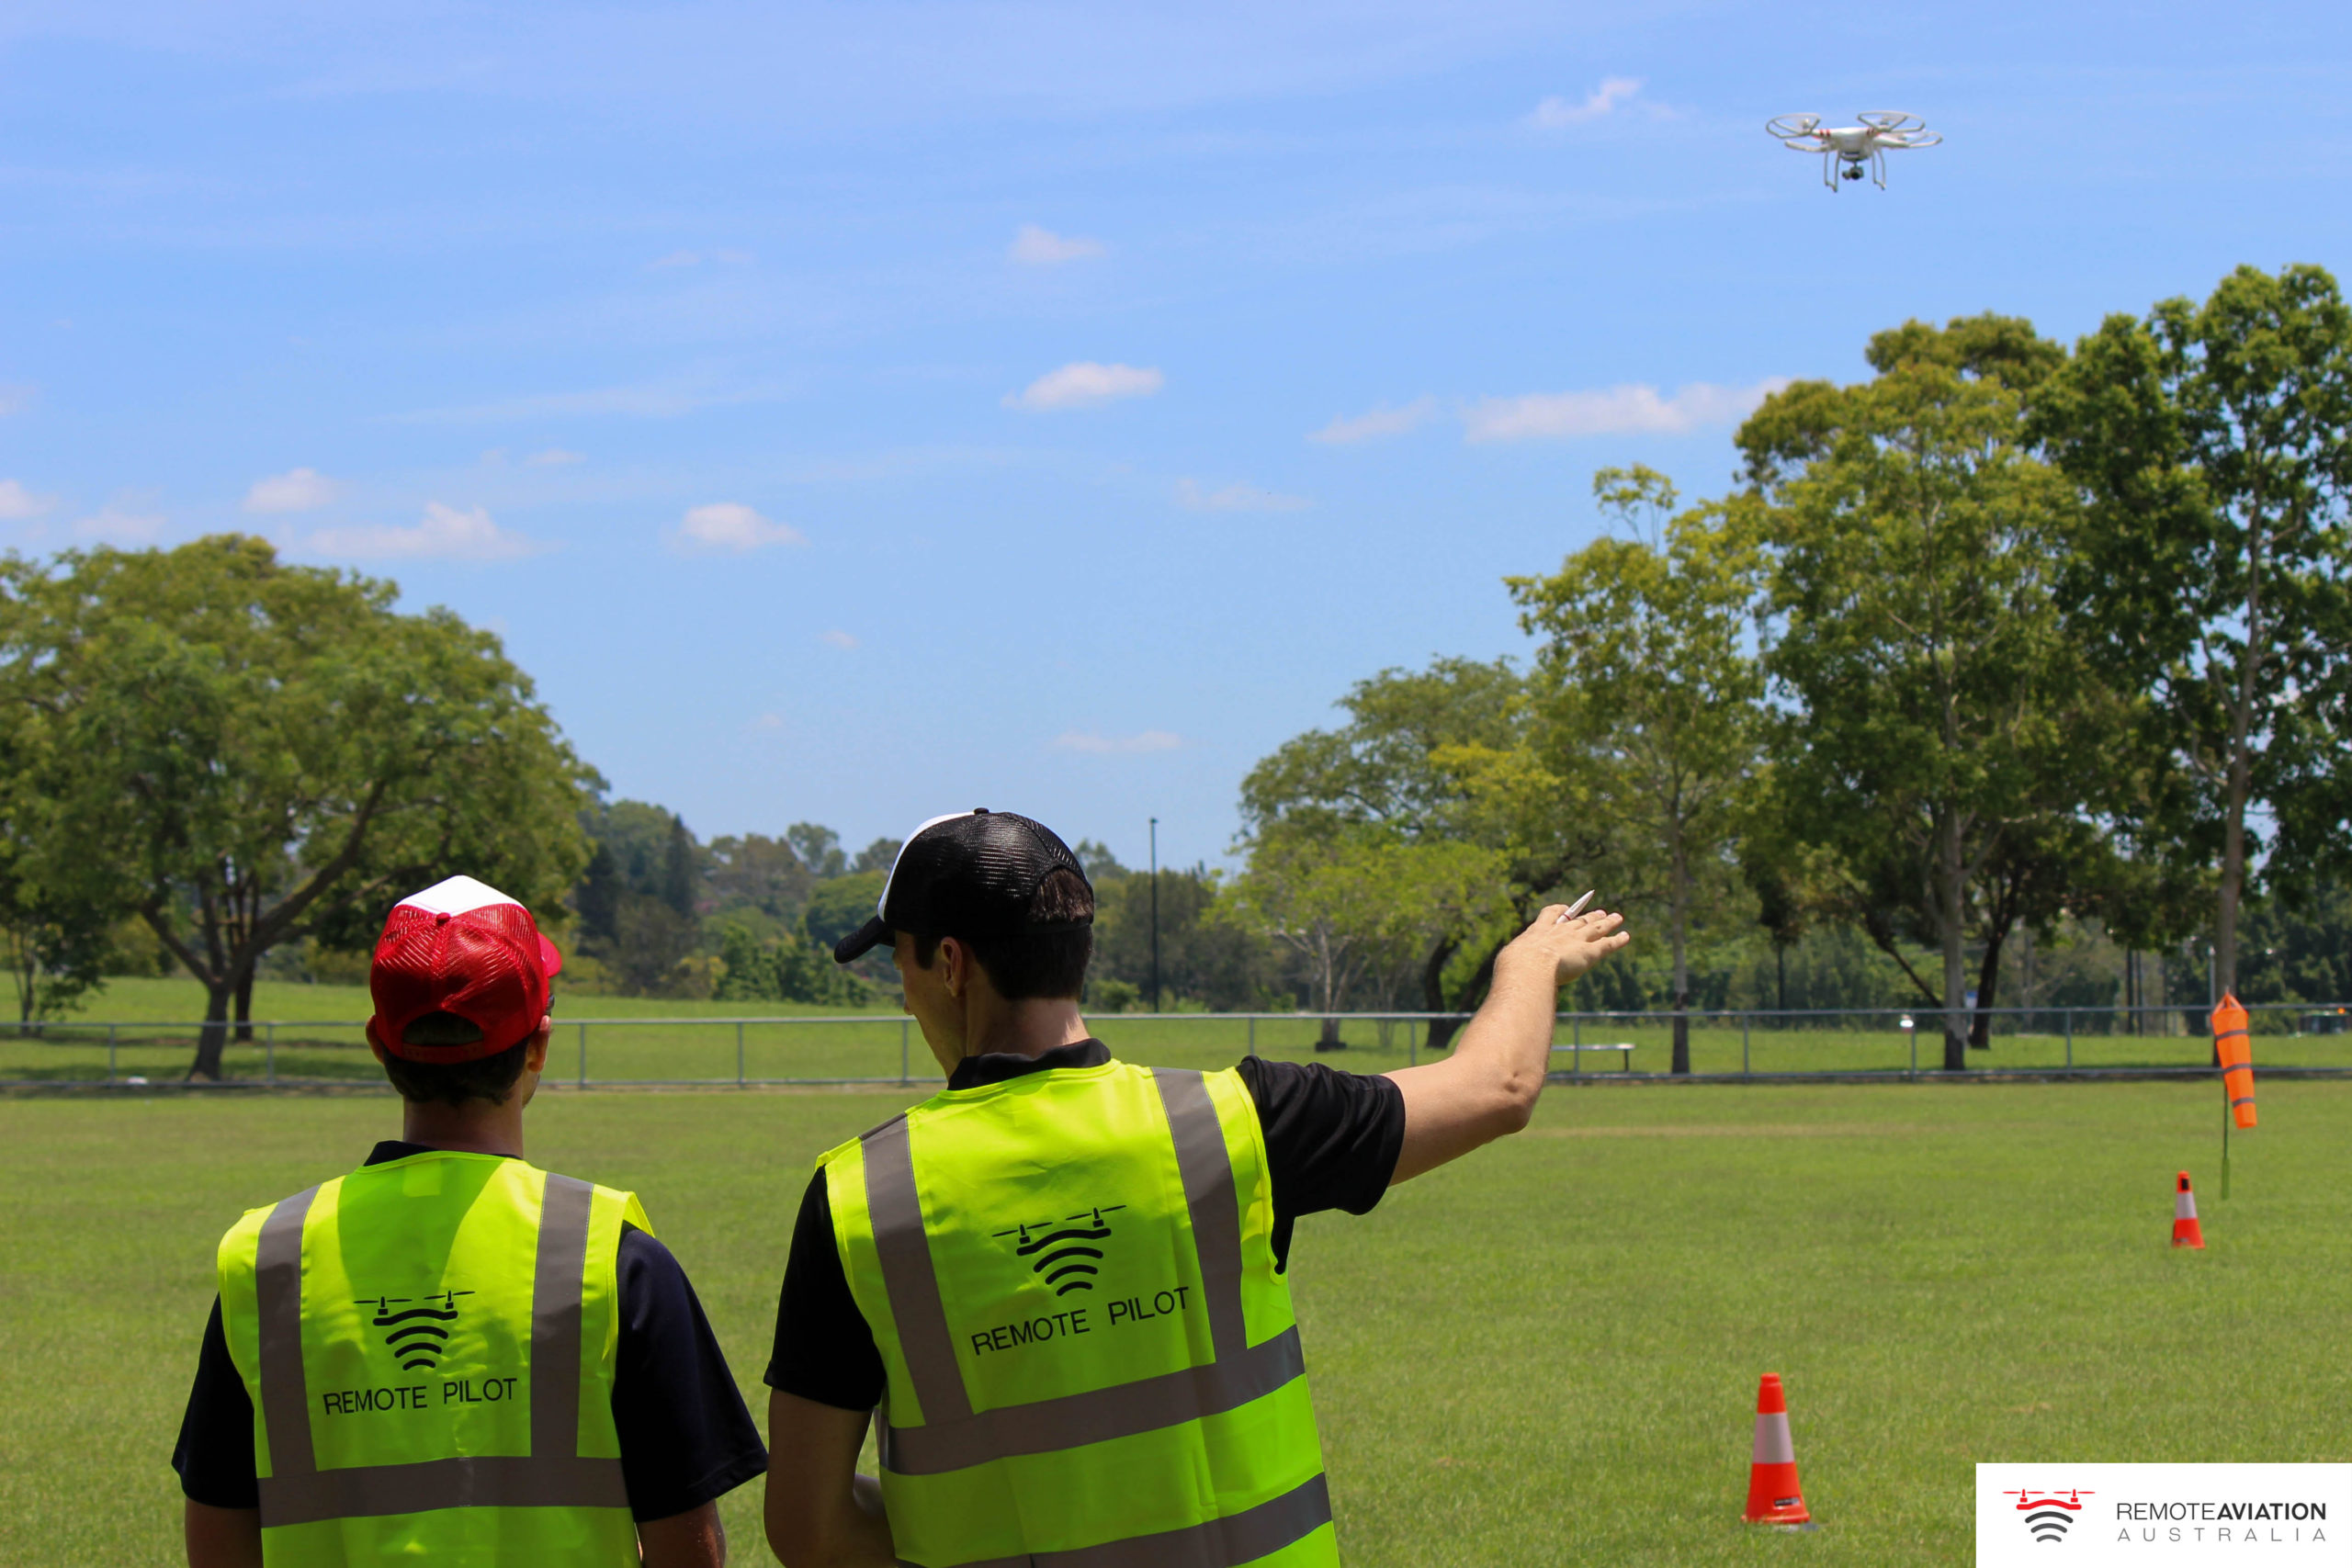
(765, 1043, 1407, 1412)
(172, 1142, 766, 1524)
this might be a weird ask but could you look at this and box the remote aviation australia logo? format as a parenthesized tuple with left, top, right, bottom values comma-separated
(2006, 1488, 2092, 1545)
(995, 1206, 1125, 1295)
(361, 1290, 475, 1371)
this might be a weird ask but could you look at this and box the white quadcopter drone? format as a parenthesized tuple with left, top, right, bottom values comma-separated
(1767, 111, 1942, 189)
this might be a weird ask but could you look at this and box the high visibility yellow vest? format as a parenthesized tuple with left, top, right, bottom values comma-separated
(214, 1150, 646, 1565)
(823, 1060, 1340, 1568)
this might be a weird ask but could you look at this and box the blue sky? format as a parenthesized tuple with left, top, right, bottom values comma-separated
(4, 2, 2348, 871)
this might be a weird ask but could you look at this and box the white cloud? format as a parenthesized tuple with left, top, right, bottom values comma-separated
(525, 448, 585, 467)
(746, 711, 784, 732)
(0, 479, 57, 521)
(1174, 479, 1313, 513)
(307, 502, 550, 561)
(1053, 729, 1182, 755)
(670, 502, 805, 554)
(1010, 224, 1106, 265)
(819, 629, 859, 649)
(1004, 361, 1164, 411)
(1308, 396, 1437, 446)
(1528, 77, 1644, 128)
(70, 507, 166, 546)
(0, 385, 35, 416)
(1462, 378, 1789, 442)
(242, 467, 340, 514)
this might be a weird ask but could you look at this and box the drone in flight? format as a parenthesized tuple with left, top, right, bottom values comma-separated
(1767, 111, 1941, 190)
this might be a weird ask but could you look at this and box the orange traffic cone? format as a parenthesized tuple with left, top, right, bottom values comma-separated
(1743, 1373, 1815, 1527)
(2172, 1171, 2205, 1248)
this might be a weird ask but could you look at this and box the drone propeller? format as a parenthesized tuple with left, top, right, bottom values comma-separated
(1873, 129, 1943, 150)
(1856, 110, 1925, 133)
(1765, 114, 1822, 141)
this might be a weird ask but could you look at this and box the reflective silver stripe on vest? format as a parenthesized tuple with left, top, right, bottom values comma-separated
(903, 1472, 1335, 1568)
(878, 1326, 1306, 1475)
(864, 1113, 974, 1423)
(866, 1068, 1303, 1482)
(1152, 1068, 1248, 1360)
(254, 1185, 322, 1483)
(254, 1169, 627, 1527)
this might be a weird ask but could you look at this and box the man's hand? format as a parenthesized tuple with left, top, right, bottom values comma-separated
(1385, 903, 1629, 1184)
(1498, 902, 1632, 990)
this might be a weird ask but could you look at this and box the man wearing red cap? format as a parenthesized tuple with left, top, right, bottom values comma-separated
(763, 810, 1628, 1568)
(173, 875, 764, 1567)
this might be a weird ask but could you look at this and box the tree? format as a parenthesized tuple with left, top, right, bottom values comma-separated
(1238, 657, 1590, 1042)
(1091, 865, 1268, 1011)
(1510, 466, 1763, 1073)
(853, 837, 903, 874)
(1223, 828, 1504, 1039)
(2037, 264, 2352, 995)
(3, 536, 594, 1079)
(0, 650, 111, 1025)
(705, 833, 814, 921)
(1741, 315, 2105, 1069)
(787, 823, 848, 879)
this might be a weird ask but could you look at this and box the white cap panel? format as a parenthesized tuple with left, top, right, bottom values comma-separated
(396, 874, 522, 918)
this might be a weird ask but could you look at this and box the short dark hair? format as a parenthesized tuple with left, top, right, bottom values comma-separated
(913, 867, 1093, 1000)
(379, 1010, 533, 1107)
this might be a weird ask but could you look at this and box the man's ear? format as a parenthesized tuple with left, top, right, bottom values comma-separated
(937, 937, 966, 998)
(523, 1016, 552, 1075)
(366, 1019, 390, 1067)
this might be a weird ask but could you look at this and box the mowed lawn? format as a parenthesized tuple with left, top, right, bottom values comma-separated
(5, 1077, 2347, 1566)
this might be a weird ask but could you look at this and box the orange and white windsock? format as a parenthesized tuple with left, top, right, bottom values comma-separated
(2172, 1171, 2205, 1248)
(2211, 992, 2256, 1130)
(1743, 1373, 1813, 1525)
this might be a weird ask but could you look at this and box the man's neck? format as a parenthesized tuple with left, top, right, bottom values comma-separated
(398, 1100, 527, 1158)
(957, 998, 1092, 1063)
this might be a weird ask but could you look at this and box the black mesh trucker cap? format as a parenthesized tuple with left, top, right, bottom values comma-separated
(831, 808, 1093, 964)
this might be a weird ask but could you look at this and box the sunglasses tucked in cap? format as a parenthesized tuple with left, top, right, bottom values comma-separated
(369, 874, 563, 1063)
(831, 808, 1091, 964)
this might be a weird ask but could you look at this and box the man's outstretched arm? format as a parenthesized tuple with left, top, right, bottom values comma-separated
(1385, 904, 1628, 1184)
(765, 1391, 894, 1568)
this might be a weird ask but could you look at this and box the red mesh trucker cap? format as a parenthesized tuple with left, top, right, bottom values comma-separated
(369, 874, 563, 1062)
(831, 808, 1091, 964)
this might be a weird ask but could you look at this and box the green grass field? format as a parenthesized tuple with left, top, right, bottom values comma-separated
(8, 975, 2348, 1085)
(6, 1075, 2346, 1565)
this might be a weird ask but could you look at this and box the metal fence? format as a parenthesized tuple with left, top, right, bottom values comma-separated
(4, 1000, 2347, 1089)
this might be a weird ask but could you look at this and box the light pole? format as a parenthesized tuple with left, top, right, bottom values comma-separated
(1148, 817, 1160, 1013)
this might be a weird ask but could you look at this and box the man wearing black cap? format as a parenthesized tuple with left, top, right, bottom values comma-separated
(763, 810, 1628, 1568)
(173, 875, 767, 1568)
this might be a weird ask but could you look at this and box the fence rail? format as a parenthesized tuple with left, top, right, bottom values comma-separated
(4, 1000, 2347, 1089)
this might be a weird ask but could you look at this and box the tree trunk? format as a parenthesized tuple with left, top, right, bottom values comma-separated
(1967, 926, 2007, 1050)
(2217, 749, 2250, 1001)
(1669, 834, 1690, 1075)
(1419, 937, 1460, 1052)
(1940, 809, 1969, 1072)
(1316, 1015, 1346, 1053)
(1427, 940, 1506, 1053)
(188, 982, 233, 1081)
(233, 969, 256, 1043)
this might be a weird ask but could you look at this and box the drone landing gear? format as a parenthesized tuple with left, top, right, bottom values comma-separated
(1821, 152, 1889, 191)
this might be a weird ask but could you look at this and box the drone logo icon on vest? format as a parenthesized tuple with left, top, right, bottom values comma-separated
(995, 1206, 1125, 1295)
(2004, 1488, 2091, 1543)
(361, 1290, 475, 1371)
